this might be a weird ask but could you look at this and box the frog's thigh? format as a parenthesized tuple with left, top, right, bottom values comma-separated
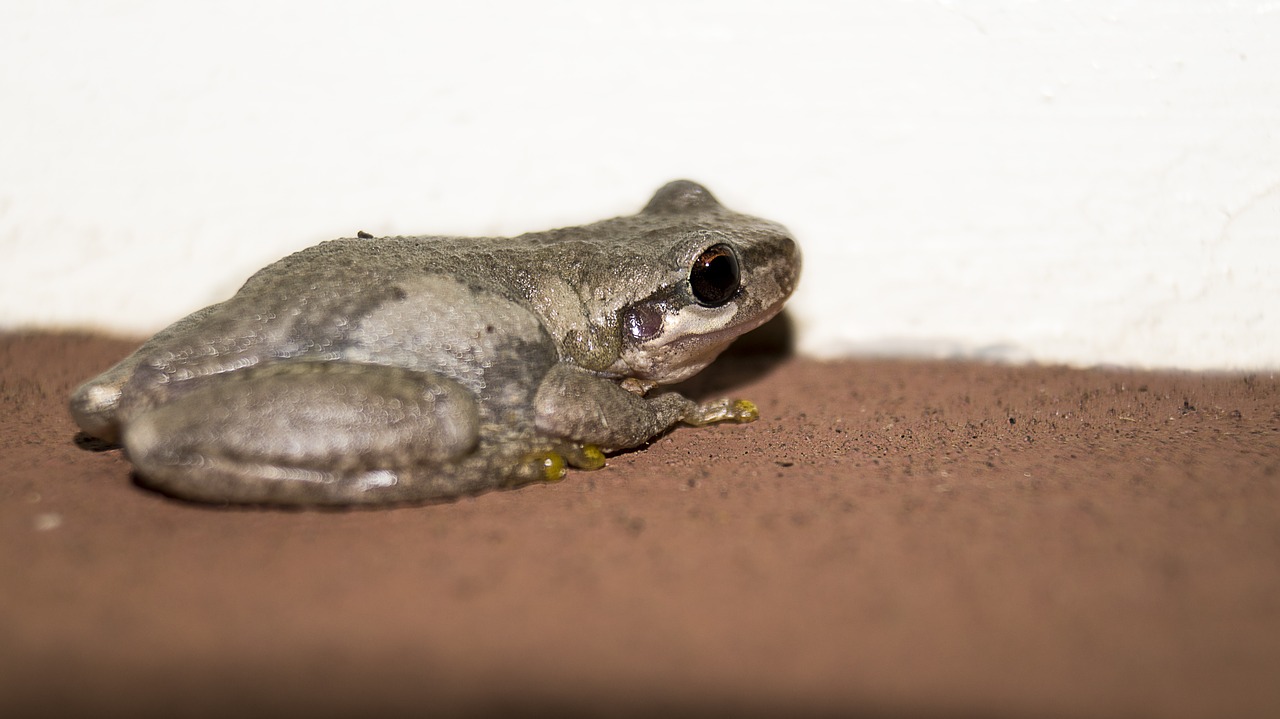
(534, 364, 698, 451)
(122, 362, 480, 505)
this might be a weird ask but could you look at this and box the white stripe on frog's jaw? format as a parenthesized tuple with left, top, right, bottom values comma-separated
(619, 291, 789, 384)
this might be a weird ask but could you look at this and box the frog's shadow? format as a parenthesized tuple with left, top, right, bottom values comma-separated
(667, 309, 797, 400)
(74, 433, 120, 452)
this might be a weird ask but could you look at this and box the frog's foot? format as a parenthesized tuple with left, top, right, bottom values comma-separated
(683, 398, 760, 426)
(510, 449, 568, 486)
(508, 443, 605, 488)
(120, 362, 484, 506)
(562, 443, 607, 470)
(619, 377, 658, 396)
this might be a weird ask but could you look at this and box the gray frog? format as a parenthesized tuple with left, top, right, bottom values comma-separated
(70, 180, 801, 506)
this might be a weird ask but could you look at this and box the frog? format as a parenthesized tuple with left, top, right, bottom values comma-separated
(69, 180, 801, 506)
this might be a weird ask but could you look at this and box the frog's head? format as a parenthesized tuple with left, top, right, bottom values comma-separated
(616, 180, 801, 384)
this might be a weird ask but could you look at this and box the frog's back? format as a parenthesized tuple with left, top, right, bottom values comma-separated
(70, 235, 562, 441)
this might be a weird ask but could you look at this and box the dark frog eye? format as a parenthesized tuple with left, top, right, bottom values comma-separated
(689, 243, 740, 307)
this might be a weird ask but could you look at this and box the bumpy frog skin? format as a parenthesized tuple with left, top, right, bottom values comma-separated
(70, 181, 801, 506)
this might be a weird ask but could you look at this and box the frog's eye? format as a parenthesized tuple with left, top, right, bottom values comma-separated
(689, 244, 740, 308)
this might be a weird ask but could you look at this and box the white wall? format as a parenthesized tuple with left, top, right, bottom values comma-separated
(2, 0, 1278, 370)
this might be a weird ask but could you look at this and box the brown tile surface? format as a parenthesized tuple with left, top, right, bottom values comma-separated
(2, 332, 1279, 718)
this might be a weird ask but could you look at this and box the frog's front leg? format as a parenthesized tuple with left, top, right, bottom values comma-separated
(121, 362, 482, 505)
(533, 363, 759, 453)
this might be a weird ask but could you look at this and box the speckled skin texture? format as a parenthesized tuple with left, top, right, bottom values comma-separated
(68, 181, 801, 505)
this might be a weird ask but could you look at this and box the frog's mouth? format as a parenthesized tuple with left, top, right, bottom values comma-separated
(620, 294, 788, 384)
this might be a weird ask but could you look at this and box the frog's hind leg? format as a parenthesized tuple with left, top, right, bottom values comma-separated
(120, 362, 484, 506)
